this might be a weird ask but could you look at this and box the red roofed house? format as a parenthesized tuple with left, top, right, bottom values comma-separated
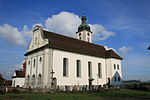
(12, 61, 26, 87)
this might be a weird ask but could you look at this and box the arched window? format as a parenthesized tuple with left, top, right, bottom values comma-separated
(88, 61, 92, 77)
(117, 64, 119, 70)
(32, 75, 35, 86)
(28, 60, 30, 65)
(79, 33, 81, 36)
(114, 64, 116, 69)
(33, 59, 36, 67)
(118, 77, 120, 81)
(98, 63, 102, 78)
(63, 58, 68, 77)
(76, 60, 81, 77)
(39, 57, 42, 63)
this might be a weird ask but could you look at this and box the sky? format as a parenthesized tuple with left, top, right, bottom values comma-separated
(0, 0, 150, 81)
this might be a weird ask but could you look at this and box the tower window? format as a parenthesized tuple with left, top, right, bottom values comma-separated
(117, 64, 119, 70)
(63, 58, 68, 77)
(76, 60, 81, 77)
(87, 33, 90, 36)
(79, 33, 81, 36)
(114, 64, 116, 69)
(114, 77, 117, 81)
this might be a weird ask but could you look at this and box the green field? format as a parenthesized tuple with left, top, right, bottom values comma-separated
(0, 89, 150, 100)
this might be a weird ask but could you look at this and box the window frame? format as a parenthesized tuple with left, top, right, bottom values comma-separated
(63, 58, 68, 77)
(88, 61, 92, 78)
(118, 77, 120, 81)
(76, 60, 81, 77)
(114, 77, 117, 81)
(33, 59, 36, 68)
(98, 63, 102, 78)
(117, 64, 119, 70)
(114, 64, 116, 69)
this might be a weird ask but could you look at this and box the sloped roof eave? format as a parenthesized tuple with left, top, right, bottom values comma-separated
(24, 30, 122, 60)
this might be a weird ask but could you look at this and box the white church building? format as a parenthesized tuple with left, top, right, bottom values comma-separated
(24, 16, 123, 89)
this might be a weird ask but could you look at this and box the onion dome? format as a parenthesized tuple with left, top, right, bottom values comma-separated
(77, 16, 91, 33)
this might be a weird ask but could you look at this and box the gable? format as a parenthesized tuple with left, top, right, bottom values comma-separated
(28, 25, 49, 52)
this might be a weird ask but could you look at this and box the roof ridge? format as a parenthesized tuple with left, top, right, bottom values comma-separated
(43, 30, 104, 47)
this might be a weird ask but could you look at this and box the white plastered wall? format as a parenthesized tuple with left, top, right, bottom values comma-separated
(12, 78, 25, 87)
(76, 30, 92, 43)
(52, 49, 107, 86)
(106, 58, 122, 85)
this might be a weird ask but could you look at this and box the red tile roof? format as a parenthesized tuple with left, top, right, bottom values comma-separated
(12, 70, 25, 78)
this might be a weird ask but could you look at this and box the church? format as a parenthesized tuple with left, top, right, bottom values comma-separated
(24, 16, 123, 89)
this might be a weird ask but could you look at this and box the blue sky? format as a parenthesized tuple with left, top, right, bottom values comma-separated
(0, 0, 150, 81)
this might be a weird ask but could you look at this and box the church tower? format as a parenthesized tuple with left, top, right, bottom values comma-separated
(76, 16, 92, 43)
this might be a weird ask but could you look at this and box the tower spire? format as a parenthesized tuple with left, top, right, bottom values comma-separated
(81, 16, 87, 24)
(76, 16, 92, 43)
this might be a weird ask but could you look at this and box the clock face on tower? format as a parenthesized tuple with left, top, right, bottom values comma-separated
(87, 33, 90, 36)
(79, 33, 81, 36)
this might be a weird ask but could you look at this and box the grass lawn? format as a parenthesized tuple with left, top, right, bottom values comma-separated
(0, 89, 150, 100)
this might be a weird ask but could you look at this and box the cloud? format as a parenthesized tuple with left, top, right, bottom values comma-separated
(0, 24, 32, 46)
(45, 11, 80, 37)
(0, 11, 116, 46)
(0, 24, 26, 46)
(22, 25, 32, 38)
(90, 24, 115, 41)
(45, 11, 115, 41)
(119, 46, 132, 56)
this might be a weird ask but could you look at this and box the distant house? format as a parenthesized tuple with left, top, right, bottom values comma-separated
(0, 74, 12, 86)
(12, 70, 25, 87)
(0, 74, 5, 86)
